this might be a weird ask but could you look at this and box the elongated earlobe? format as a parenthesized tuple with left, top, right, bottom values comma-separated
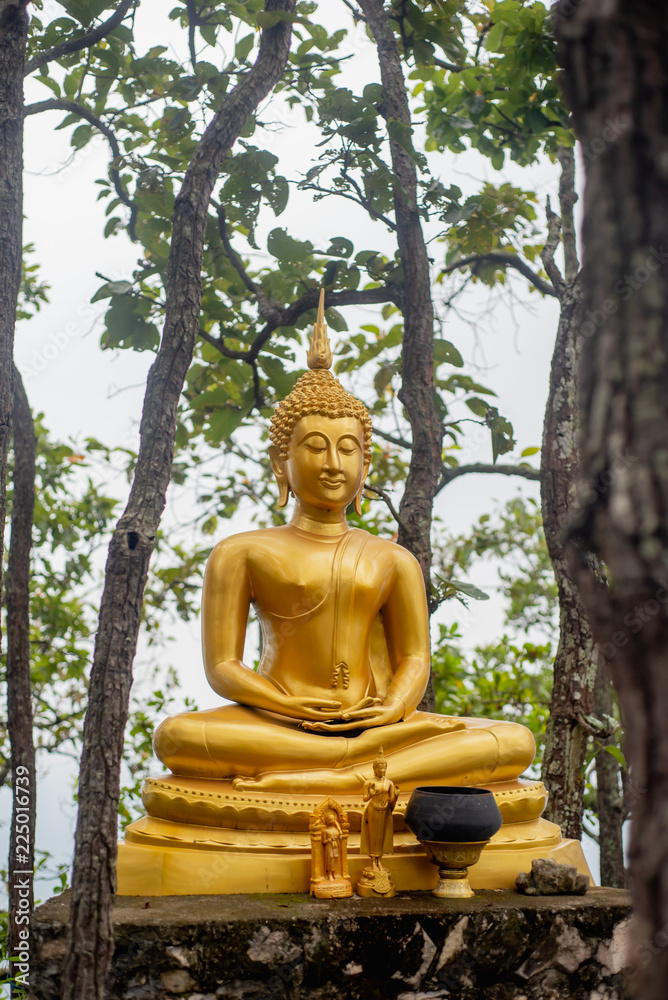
(269, 444, 290, 509)
(354, 465, 370, 516)
(277, 479, 290, 508)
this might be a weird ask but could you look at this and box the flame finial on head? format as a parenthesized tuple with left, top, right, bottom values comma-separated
(307, 288, 333, 370)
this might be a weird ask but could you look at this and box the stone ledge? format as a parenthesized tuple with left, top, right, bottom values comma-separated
(31, 887, 633, 1000)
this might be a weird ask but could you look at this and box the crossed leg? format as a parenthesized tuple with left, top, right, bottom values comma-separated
(155, 704, 535, 795)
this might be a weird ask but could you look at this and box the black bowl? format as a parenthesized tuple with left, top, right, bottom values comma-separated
(404, 786, 502, 844)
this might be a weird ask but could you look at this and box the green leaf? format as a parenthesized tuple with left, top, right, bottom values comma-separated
(487, 407, 516, 463)
(208, 406, 245, 442)
(466, 397, 490, 418)
(490, 148, 505, 171)
(235, 33, 255, 61)
(267, 227, 313, 263)
(325, 307, 347, 332)
(450, 580, 490, 602)
(104, 217, 122, 238)
(190, 386, 231, 410)
(256, 10, 298, 28)
(363, 83, 383, 105)
(486, 22, 506, 52)
(373, 361, 397, 397)
(434, 339, 463, 368)
(323, 260, 339, 287)
(323, 236, 354, 259)
(108, 280, 133, 296)
(71, 124, 94, 151)
(201, 23, 217, 47)
(602, 745, 627, 768)
(37, 75, 61, 98)
(259, 356, 298, 397)
(521, 446, 540, 457)
(101, 294, 159, 352)
(267, 176, 289, 216)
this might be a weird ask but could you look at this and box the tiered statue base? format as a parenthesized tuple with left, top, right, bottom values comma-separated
(117, 776, 593, 895)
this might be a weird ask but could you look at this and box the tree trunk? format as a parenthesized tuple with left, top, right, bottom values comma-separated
(594, 662, 627, 887)
(61, 6, 296, 998)
(540, 269, 598, 839)
(0, 0, 28, 594)
(557, 2, 668, 993)
(5, 367, 36, 995)
(357, 0, 442, 710)
(539, 148, 599, 840)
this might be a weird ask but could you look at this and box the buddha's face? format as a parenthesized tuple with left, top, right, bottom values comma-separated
(281, 414, 367, 512)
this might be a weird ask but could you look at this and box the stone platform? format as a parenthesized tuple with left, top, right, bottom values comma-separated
(32, 887, 632, 999)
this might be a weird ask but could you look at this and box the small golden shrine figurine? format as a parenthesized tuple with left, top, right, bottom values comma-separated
(357, 748, 398, 897)
(309, 798, 353, 898)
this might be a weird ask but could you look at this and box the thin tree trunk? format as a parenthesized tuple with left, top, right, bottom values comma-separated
(6, 367, 36, 995)
(540, 270, 598, 839)
(594, 662, 627, 887)
(61, 6, 296, 997)
(0, 0, 28, 593)
(540, 148, 598, 839)
(357, 0, 442, 710)
(557, 2, 668, 994)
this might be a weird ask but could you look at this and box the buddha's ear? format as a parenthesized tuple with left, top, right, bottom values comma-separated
(354, 459, 371, 516)
(269, 444, 290, 508)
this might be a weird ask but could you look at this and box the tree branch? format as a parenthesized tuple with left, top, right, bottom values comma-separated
(24, 97, 138, 240)
(201, 284, 402, 363)
(582, 818, 600, 845)
(215, 204, 259, 296)
(24, 0, 135, 76)
(557, 145, 580, 281)
(440, 251, 559, 298)
(432, 56, 466, 73)
(437, 461, 541, 493)
(299, 180, 397, 231)
(541, 196, 565, 297)
(374, 426, 412, 449)
(364, 483, 406, 531)
(184, 0, 198, 71)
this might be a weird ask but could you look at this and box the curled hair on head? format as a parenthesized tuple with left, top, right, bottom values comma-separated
(269, 369, 372, 462)
(269, 288, 372, 463)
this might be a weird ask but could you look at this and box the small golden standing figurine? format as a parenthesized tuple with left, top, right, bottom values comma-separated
(309, 798, 353, 898)
(357, 749, 398, 897)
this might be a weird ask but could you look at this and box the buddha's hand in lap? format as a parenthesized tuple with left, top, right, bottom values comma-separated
(302, 697, 402, 732)
(273, 695, 381, 723)
(279, 696, 344, 721)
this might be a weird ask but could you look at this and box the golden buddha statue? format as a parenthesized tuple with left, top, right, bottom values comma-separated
(117, 290, 592, 896)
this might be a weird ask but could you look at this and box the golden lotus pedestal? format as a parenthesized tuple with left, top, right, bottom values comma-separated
(116, 776, 593, 896)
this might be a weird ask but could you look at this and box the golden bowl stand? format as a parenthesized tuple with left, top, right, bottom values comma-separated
(422, 840, 489, 899)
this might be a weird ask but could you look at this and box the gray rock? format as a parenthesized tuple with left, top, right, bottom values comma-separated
(516, 858, 590, 896)
(31, 886, 630, 1000)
